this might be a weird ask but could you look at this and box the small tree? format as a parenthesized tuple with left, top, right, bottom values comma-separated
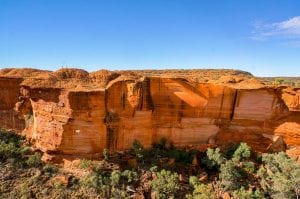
(232, 187, 265, 199)
(232, 142, 251, 162)
(242, 161, 255, 174)
(151, 169, 179, 199)
(274, 78, 284, 85)
(103, 148, 109, 161)
(257, 152, 300, 199)
(202, 148, 225, 169)
(219, 160, 242, 191)
(78, 159, 92, 169)
(130, 140, 145, 161)
(186, 183, 217, 199)
(189, 176, 200, 187)
(26, 152, 42, 167)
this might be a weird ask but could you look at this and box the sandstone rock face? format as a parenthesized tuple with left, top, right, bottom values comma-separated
(0, 69, 299, 155)
(0, 77, 25, 131)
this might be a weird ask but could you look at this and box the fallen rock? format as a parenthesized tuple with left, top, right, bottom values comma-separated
(222, 192, 231, 199)
(267, 135, 287, 152)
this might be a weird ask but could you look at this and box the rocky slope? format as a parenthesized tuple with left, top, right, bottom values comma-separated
(0, 68, 299, 156)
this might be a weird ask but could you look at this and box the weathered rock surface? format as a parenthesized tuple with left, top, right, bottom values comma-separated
(0, 68, 299, 155)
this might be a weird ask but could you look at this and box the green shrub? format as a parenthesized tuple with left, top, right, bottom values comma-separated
(202, 148, 225, 169)
(18, 182, 30, 199)
(0, 141, 21, 161)
(103, 148, 109, 161)
(20, 146, 31, 155)
(224, 143, 239, 159)
(78, 159, 92, 169)
(0, 129, 24, 146)
(110, 170, 121, 187)
(189, 176, 200, 187)
(43, 164, 58, 176)
(0, 129, 28, 164)
(26, 152, 42, 167)
(186, 183, 217, 199)
(232, 187, 265, 199)
(53, 181, 65, 189)
(232, 142, 251, 162)
(167, 149, 196, 164)
(242, 161, 255, 174)
(130, 140, 146, 161)
(121, 170, 138, 183)
(219, 160, 242, 191)
(80, 170, 111, 196)
(274, 78, 284, 85)
(150, 165, 158, 172)
(151, 169, 179, 199)
(81, 169, 138, 198)
(257, 152, 300, 199)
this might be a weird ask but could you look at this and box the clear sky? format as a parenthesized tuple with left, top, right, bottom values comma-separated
(0, 0, 300, 76)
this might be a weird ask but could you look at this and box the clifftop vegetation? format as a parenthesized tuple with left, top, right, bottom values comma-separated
(0, 129, 299, 198)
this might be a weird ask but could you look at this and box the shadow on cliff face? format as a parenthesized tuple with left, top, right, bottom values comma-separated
(104, 111, 120, 150)
(21, 86, 61, 103)
(215, 88, 300, 153)
(0, 77, 26, 131)
(103, 77, 298, 153)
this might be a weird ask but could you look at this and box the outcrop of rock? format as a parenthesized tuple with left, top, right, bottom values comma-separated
(0, 68, 299, 155)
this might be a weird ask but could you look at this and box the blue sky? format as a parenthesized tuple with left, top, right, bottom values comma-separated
(0, 0, 300, 76)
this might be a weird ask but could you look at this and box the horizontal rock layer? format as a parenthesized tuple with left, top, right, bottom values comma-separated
(0, 74, 299, 155)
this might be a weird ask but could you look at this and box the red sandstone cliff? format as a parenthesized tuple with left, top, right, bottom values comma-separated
(0, 68, 299, 155)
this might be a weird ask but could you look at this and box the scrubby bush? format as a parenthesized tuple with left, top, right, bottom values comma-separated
(110, 170, 121, 186)
(53, 181, 65, 189)
(151, 169, 179, 199)
(150, 165, 158, 172)
(152, 137, 168, 150)
(274, 78, 284, 85)
(18, 182, 30, 198)
(242, 161, 255, 174)
(0, 129, 24, 145)
(43, 164, 58, 176)
(202, 148, 225, 169)
(219, 160, 242, 191)
(0, 141, 21, 161)
(130, 140, 146, 161)
(167, 149, 196, 164)
(257, 152, 300, 199)
(78, 159, 93, 169)
(232, 142, 251, 162)
(81, 169, 138, 198)
(103, 148, 109, 161)
(81, 170, 111, 196)
(232, 187, 264, 199)
(121, 170, 138, 183)
(189, 176, 200, 187)
(26, 152, 42, 167)
(186, 183, 217, 199)
(0, 129, 24, 162)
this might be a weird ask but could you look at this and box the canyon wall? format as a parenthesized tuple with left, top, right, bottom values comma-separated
(0, 70, 299, 155)
(0, 77, 25, 131)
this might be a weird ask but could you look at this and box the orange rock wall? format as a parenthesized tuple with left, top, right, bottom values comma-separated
(60, 90, 107, 154)
(0, 77, 299, 154)
(149, 78, 235, 146)
(0, 77, 25, 131)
